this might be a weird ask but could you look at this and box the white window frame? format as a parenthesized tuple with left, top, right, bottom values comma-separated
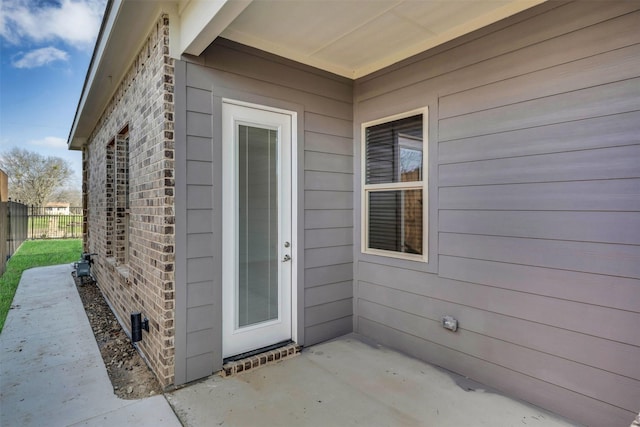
(361, 107, 428, 262)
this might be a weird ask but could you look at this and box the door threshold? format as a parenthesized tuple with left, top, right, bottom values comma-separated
(221, 342, 301, 377)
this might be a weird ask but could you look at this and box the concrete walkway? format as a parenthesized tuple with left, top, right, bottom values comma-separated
(0, 264, 181, 427)
(168, 335, 580, 427)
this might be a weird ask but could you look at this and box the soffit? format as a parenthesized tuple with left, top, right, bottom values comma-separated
(69, 0, 545, 149)
(220, 0, 545, 79)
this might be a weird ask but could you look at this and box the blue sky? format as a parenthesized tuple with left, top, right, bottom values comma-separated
(0, 0, 106, 191)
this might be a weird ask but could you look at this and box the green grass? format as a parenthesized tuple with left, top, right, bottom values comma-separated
(0, 239, 83, 332)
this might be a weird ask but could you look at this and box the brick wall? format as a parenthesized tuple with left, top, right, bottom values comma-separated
(83, 14, 176, 387)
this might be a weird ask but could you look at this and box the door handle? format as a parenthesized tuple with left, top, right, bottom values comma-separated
(282, 254, 291, 262)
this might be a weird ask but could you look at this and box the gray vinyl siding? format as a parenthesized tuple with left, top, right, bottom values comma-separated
(353, 2, 640, 426)
(174, 61, 220, 384)
(175, 40, 353, 384)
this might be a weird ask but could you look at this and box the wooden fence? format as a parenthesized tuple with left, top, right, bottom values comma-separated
(1, 200, 28, 276)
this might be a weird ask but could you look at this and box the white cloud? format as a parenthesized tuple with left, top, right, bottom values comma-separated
(12, 46, 69, 68)
(1, 0, 105, 48)
(29, 136, 68, 149)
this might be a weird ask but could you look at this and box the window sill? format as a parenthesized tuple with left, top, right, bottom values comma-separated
(106, 257, 130, 280)
(363, 248, 427, 263)
(115, 264, 130, 280)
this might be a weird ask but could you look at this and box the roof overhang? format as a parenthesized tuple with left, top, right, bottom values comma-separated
(218, 0, 546, 79)
(68, 0, 172, 150)
(68, 0, 545, 150)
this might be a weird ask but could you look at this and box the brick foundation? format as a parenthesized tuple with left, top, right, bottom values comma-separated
(221, 344, 302, 377)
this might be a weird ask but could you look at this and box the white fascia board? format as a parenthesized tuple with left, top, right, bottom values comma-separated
(179, 0, 252, 56)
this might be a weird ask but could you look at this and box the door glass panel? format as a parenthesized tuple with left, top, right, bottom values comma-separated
(237, 125, 279, 327)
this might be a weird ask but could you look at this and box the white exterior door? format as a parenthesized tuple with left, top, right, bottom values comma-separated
(222, 101, 293, 358)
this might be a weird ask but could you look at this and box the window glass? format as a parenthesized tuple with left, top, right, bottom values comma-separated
(368, 189, 423, 255)
(399, 134, 422, 181)
(365, 115, 422, 184)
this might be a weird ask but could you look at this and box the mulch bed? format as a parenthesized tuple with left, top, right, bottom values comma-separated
(73, 273, 163, 399)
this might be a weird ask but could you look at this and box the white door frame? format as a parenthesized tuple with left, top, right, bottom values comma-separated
(221, 99, 298, 358)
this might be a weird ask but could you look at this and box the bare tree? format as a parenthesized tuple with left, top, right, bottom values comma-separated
(0, 147, 74, 206)
(52, 187, 83, 206)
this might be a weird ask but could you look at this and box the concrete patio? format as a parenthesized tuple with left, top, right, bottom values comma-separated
(168, 334, 580, 427)
(1, 264, 582, 426)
